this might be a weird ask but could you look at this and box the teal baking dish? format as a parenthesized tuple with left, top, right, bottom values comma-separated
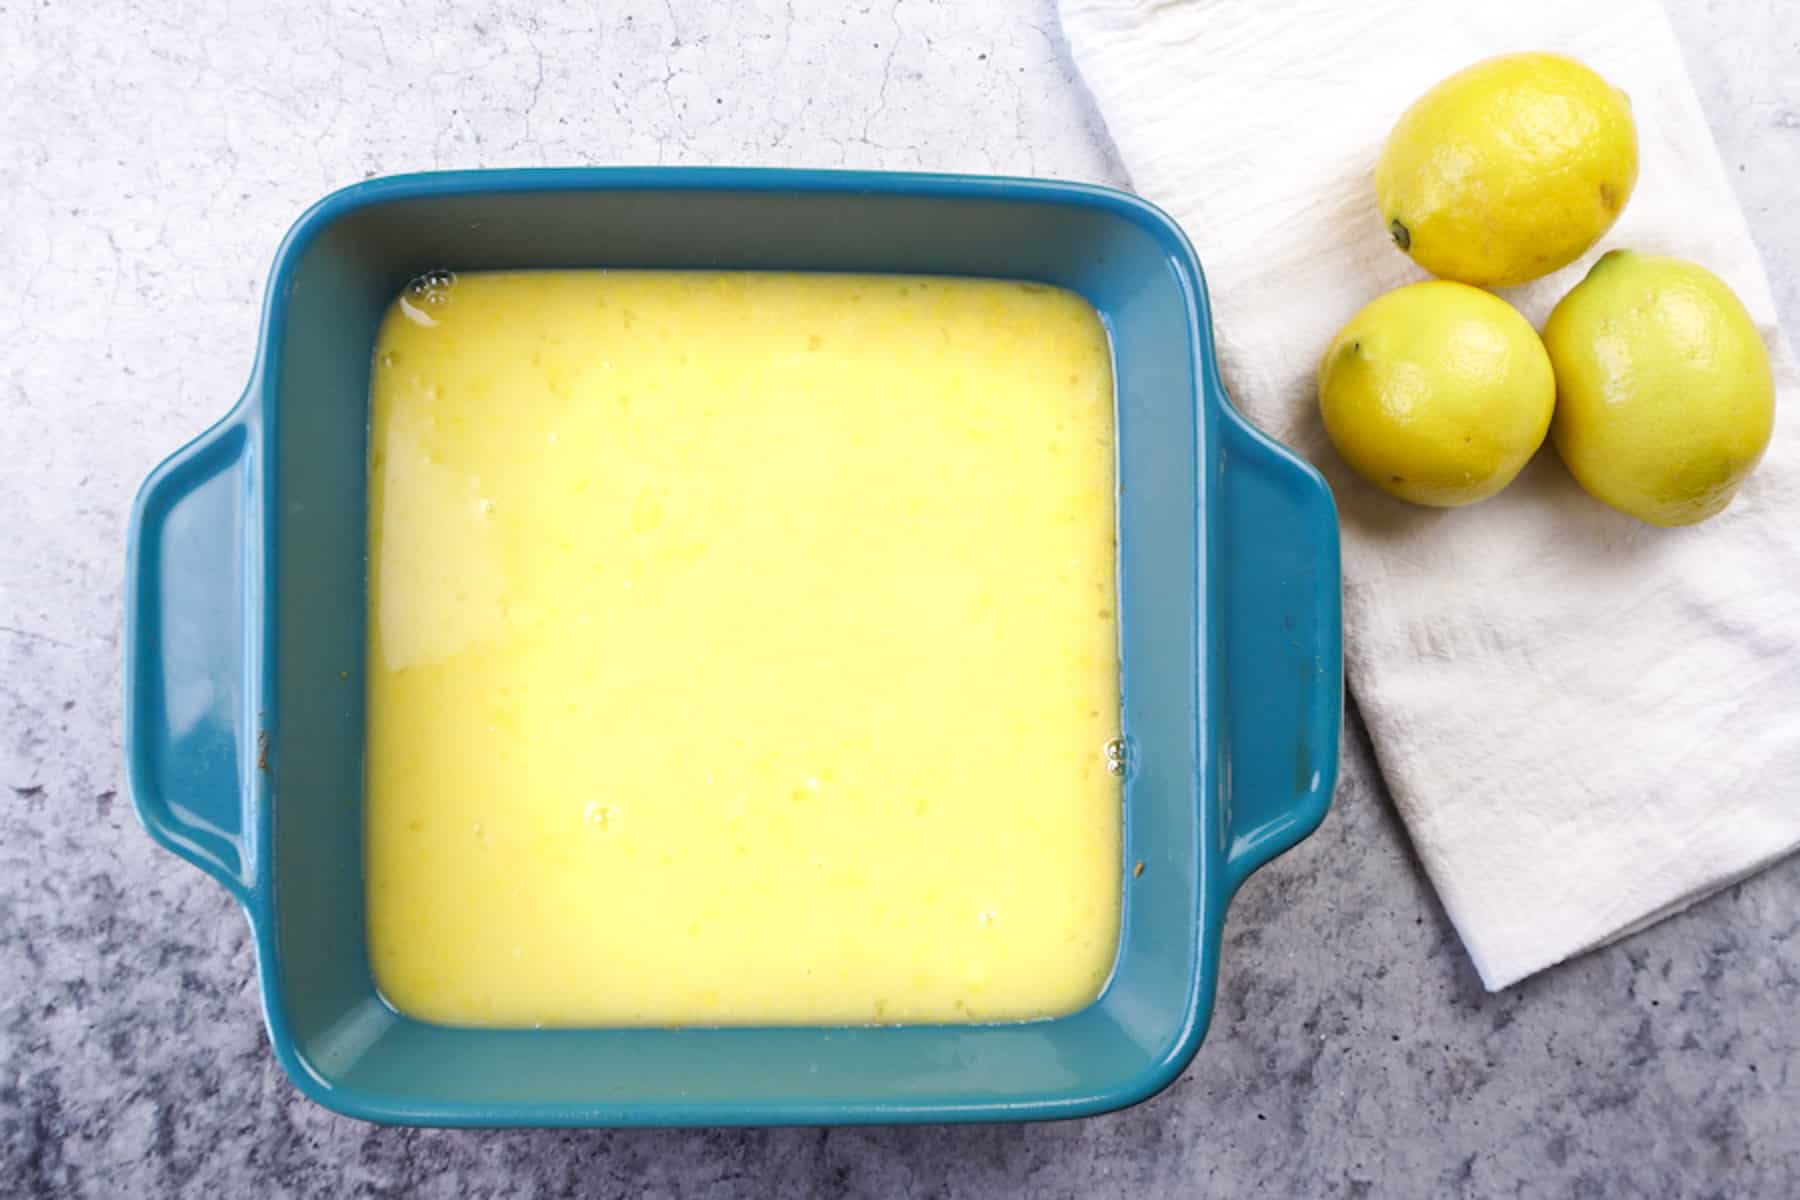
(123, 168, 1341, 1126)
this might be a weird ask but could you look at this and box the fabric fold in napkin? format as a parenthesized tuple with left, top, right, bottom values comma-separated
(1059, 0, 1800, 989)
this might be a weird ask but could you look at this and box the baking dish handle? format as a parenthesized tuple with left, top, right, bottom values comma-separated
(124, 411, 256, 904)
(1216, 403, 1342, 896)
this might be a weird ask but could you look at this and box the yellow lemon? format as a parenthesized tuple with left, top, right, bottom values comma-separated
(1544, 251, 1775, 526)
(1318, 281, 1555, 507)
(1377, 52, 1638, 286)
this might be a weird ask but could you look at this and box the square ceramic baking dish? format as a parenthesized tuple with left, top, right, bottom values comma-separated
(124, 168, 1341, 1126)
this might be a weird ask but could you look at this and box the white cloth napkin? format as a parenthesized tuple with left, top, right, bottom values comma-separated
(1060, 0, 1800, 989)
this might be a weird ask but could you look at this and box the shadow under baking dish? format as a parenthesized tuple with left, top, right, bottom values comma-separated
(123, 168, 1342, 1126)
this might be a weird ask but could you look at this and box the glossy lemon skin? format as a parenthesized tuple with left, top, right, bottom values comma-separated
(1318, 281, 1556, 507)
(1545, 251, 1775, 526)
(1377, 52, 1638, 287)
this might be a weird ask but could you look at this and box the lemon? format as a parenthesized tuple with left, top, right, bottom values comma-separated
(1377, 52, 1638, 287)
(1544, 251, 1775, 526)
(1318, 281, 1555, 507)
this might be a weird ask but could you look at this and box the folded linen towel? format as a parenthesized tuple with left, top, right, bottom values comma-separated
(1059, 0, 1800, 988)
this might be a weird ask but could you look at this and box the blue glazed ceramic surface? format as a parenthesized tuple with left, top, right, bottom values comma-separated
(123, 168, 1341, 1126)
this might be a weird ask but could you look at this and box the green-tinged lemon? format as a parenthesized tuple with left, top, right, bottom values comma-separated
(1544, 250, 1775, 526)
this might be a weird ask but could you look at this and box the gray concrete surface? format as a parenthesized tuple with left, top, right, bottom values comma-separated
(2, 1, 1796, 1195)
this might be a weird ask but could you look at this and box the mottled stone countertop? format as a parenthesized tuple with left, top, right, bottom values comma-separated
(2, 1, 1796, 1196)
